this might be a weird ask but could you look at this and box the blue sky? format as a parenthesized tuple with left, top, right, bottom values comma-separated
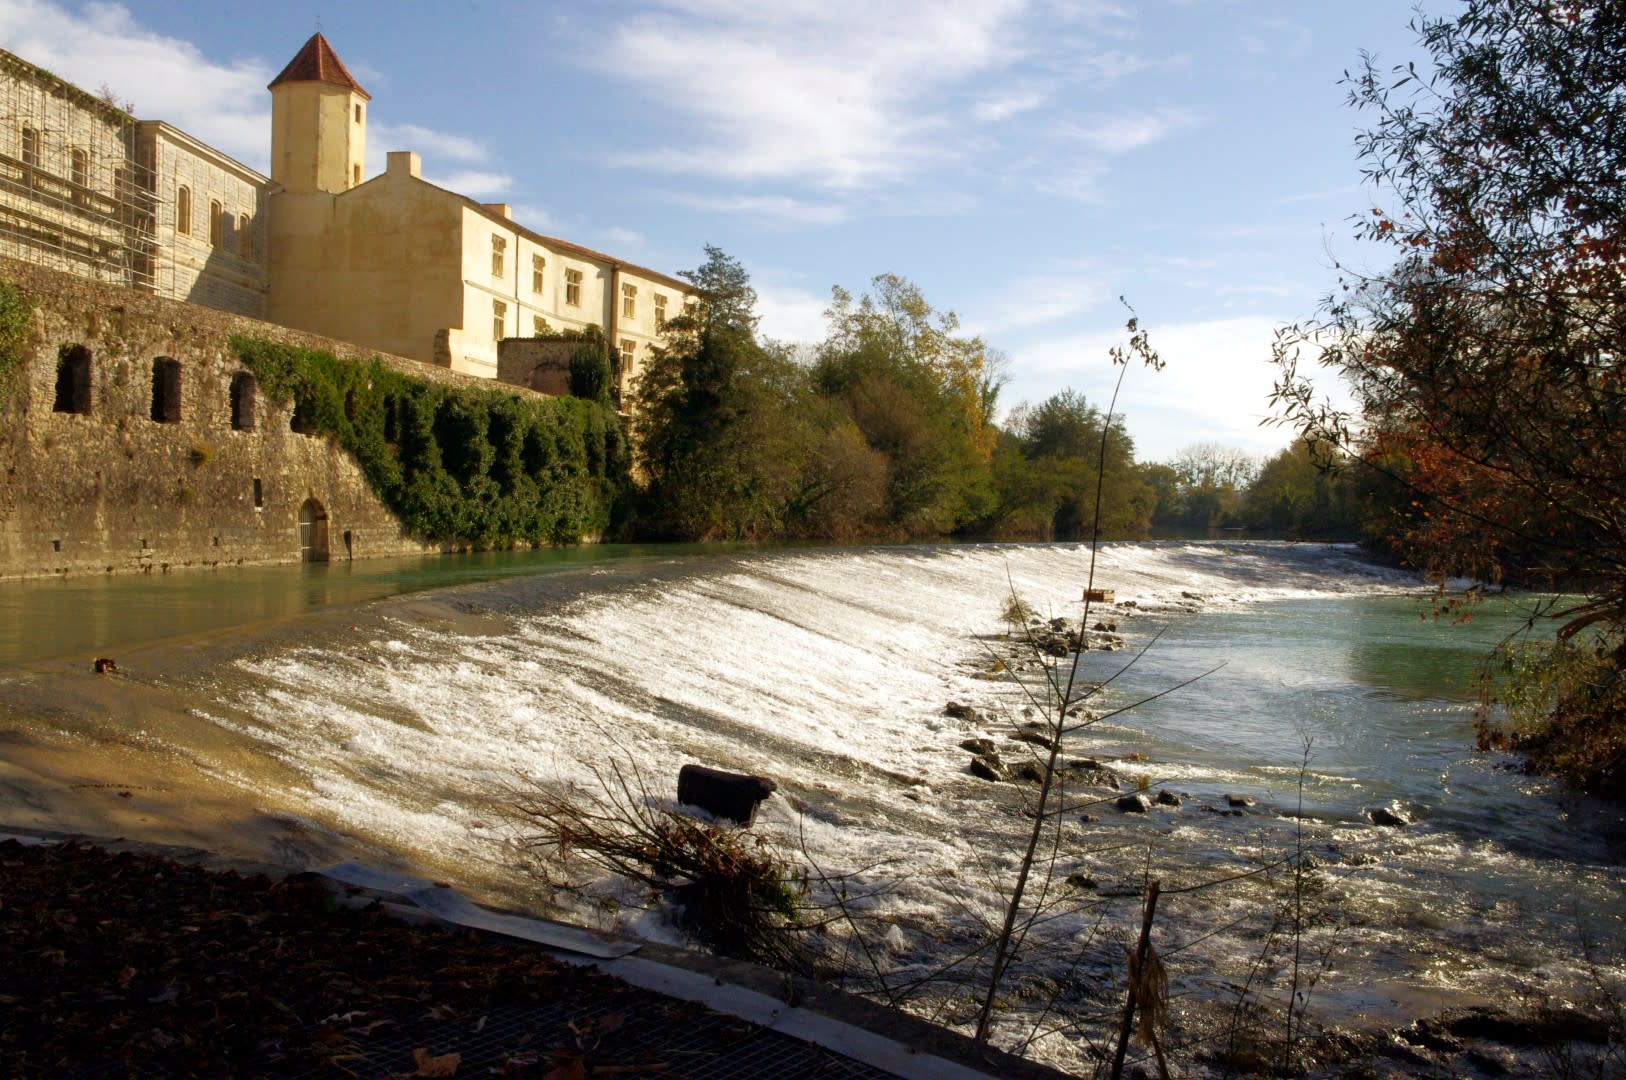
(0, 0, 1429, 461)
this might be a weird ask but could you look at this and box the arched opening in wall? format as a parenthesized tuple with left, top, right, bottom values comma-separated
(53, 345, 92, 414)
(290, 392, 318, 435)
(298, 498, 329, 563)
(230, 373, 257, 431)
(150, 358, 181, 423)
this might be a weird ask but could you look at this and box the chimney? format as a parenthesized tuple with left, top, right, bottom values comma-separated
(387, 151, 421, 178)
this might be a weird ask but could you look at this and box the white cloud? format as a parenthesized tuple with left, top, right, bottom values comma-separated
(597, 0, 1028, 190)
(0, 0, 273, 168)
(965, 270, 1108, 334)
(1033, 162, 1108, 202)
(371, 123, 489, 164)
(425, 170, 512, 199)
(974, 87, 1048, 123)
(668, 192, 849, 225)
(509, 203, 555, 230)
(1006, 315, 1349, 459)
(1061, 107, 1199, 155)
(600, 226, 647, 255)
(756, 283, 829, 344)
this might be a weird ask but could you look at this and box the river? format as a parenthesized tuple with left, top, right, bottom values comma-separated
(1, 541, 1621, 1075)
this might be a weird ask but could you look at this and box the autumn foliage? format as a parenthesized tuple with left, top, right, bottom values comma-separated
(1272, 0, 1626, 791)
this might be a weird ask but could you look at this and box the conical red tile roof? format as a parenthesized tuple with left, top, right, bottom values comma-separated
(268, 33, 370, 100)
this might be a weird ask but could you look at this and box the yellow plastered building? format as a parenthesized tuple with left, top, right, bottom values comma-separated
(263, 33, 690, 399)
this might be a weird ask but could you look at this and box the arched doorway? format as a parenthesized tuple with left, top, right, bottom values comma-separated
(298, 498, 330, 562)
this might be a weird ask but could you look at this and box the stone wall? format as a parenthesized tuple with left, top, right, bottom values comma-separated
(0, 256, 538, 580)
(495, 338, 575, 396)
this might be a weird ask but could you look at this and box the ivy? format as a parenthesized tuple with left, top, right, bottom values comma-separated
(231, 335, 630, 545)
(0, 279, 35, 406)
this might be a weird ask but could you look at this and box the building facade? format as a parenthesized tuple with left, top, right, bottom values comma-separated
(263, 33, 690, 399)
(0, 34, 690, 401)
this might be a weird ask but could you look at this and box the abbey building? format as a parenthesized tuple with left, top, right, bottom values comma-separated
(0, 33, 690, 401)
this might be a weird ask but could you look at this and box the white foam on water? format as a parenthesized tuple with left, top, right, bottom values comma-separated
(175, 542, 1623, 1074)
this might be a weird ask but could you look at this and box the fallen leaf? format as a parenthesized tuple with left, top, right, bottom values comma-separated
(542, 1051, 586, 1080)
(412, 1046, 462, 1077)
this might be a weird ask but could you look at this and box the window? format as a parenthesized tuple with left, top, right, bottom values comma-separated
(238, 214, 251, 258)
(230, 373, 256, 431)
(209, 200, 223, 247)
(150, 358, 181, 423)
(352, 163, 361, 186)
(253, 477, 263, 509)
(355, 103, 363, 123)
(53, 346, 92, 415)
(20, 126, 37, 169)
(533, 315, 547, 336)
(619, 338, 635, 367)
(622, 282, 637, 319)
(70, 149, 88, 205)
(564, 268, 582, 307)
(491, 235, 506, 278)
(531, 254, 545, 294)
(175, 186, 192, 235)
(654, 293, 668, 330)
(492, 299, 506, 341)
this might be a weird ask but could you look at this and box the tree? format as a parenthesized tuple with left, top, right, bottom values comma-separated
(1003, 390, 1151, 539)
(1274, 0, 1626, 637)
(1271, 0, 1626, 791)
(632, 248, 814, 539)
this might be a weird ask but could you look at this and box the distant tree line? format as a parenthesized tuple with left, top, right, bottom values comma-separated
(622, 246, 1370, 544)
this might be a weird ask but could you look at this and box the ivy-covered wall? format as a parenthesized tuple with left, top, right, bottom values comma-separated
(0, 256, 623, 579)
(235, 337, 629, 546)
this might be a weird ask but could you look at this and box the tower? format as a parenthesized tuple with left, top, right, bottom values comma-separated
(268, 33, 369, 195)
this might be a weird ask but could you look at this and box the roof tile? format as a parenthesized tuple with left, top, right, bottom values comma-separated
(268, 33, 370, 100)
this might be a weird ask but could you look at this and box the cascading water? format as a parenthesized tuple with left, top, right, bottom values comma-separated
(4, 541, 1622, 1074)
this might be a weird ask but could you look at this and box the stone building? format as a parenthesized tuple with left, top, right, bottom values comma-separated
(0, 49, 271, 317)
(0, 35, 692, 403)
(264, 33, 691, 399)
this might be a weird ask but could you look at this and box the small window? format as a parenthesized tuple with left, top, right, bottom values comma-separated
(533, 315, 547, 336)
(619, 338, 635, 366)
(492, 299, 506, 341)
(70, 148, 88, 204)
(355, 103, 363, 123)
(622, 282, 637, 319)
(237, 213, 251, 258)
(230, 373, 256, 431)
(53, 345, 92, 415)
(209, 200, 223, 246)
(564, 268, 582, 307)
(150, 357, 181, 423)
(531, 254, 545, 294)
(352, 163, 360, 186)
(491, 235, 506, 278)
(176, 186, 192, 235)
(253, 477, 263, 509)
(20, 125, 38, 169)
(654, 293, 668, 330)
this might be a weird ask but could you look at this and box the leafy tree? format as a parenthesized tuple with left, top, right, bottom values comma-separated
(632, 249, 816, 539)
(814, 275, 998, 532)
(1271, 0, 1626, 790)
(1001, 390, 1151, 539)
(1239, 441, 1363, 537)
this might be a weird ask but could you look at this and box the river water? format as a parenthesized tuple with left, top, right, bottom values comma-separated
(1, 541, 1621, 1074)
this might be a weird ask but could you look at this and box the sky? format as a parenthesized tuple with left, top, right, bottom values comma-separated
(0, 0, 1433, 461)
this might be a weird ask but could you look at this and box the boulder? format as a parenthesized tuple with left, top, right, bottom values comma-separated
(1225, 793, 1255, 808)
(1116, 794, 1151, 814)
(1367, 806, 1409, 827)
(943, 701, 979, 722)
(969, 756, 1008, 783)
(959, 737, 997, 757)
(676, 764, 778, 826)
(1011, 761, 1046, 784)
(1155, 790, 1182, 807)
(1015, 729, 1058, 753)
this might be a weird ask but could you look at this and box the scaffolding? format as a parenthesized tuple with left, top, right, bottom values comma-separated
(0, 51, 158, 293)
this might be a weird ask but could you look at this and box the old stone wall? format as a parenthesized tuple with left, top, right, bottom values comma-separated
(495, 338, 575, 396)
(0, 256, 535, 580)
